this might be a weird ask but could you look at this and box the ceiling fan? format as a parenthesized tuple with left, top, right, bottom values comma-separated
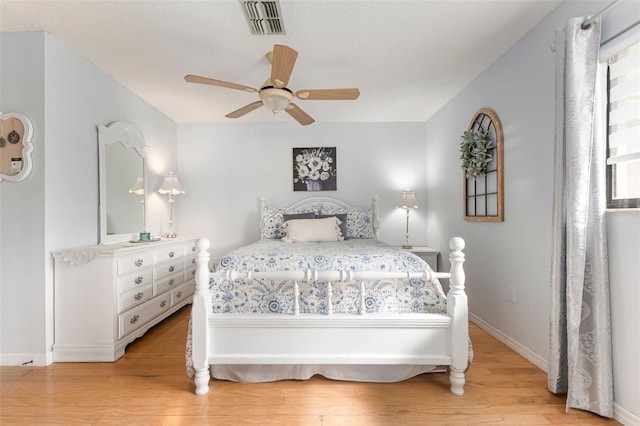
(184, 44, 360, 126)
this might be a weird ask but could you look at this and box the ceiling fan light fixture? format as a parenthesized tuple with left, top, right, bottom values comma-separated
(185, 44, 359, 125)
(259, 87, 292, 114)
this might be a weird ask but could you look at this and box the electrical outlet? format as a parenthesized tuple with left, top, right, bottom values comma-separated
(508, 286, 516, 303)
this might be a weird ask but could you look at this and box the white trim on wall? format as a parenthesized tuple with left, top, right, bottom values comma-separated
(613, 404, 640, 426)
(469, 312, 548, 372)
(0, 352, 52, 367)
(470, 313, 640, 425)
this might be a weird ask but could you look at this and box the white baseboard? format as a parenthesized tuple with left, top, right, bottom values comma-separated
(469, 313, 640, 426)
(614, 403, 640, 426)
(0, 351, 53, 366)
(469, 312, 547, 371)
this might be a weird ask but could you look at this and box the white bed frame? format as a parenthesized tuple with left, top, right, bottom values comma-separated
(190, 197, 468, 396)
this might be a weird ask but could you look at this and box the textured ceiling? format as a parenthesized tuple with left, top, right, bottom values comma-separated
(0, 0, 561, 124)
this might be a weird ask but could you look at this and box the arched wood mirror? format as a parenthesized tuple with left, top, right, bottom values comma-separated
(98, 122, 149, 243)
(463, 108, 504, 221)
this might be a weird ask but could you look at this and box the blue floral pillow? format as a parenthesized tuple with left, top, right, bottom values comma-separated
(261, 207, 316, 239)
(320, 207, 375, 239)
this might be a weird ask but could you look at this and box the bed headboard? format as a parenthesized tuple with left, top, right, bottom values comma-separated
(259, 196, 380, 240)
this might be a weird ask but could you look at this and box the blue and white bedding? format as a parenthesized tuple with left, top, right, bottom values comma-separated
(210, 238, 447, 315)
(186, 197, 471, 384)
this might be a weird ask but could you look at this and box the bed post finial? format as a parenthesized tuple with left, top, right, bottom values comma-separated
(193, 237, 212, 395)
(195, 238, 211, 296)
(447, 236, 467, 396)
(448, 237, 466, 296)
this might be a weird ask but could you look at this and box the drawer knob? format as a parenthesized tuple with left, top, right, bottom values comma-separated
(192, 259, 196, 265)
(169, 265, 175, 273)
(130, 315, 139, 324)
(177, 291, 183, 298)
(192, 246, 196, 252)
(134, 259, 144, 267)
(134, 276, 143, 285)
(134, 292, 143, 301)
(169, 251, 175, 258)
(160, 300, 167, 308)
(169, 279, 175, 286)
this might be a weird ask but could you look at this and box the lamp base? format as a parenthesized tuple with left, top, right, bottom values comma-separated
(402, 244, 413, 249)
(164, 232, 178, 238)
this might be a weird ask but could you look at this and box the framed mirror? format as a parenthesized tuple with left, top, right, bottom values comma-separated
(98, 122, 149, 244)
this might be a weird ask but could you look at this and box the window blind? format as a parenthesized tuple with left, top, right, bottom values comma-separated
(607, 40, 640, 166)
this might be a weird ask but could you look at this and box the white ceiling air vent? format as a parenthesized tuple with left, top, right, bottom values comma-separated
(241, 1, 285, 35)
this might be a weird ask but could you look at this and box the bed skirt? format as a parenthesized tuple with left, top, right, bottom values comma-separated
(209, 364, 444, 383)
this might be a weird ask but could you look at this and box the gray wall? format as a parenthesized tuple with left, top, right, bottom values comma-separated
(0, 32, 177, 363)
(177, 122, 429, 261)
(423, 0, 639, 419)
(0, 32, 46, 359)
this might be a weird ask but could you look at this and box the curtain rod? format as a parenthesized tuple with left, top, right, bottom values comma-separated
(581, 0, 622, 29)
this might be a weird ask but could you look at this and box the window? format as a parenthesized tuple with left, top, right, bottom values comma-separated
(606, 40, 640, 209)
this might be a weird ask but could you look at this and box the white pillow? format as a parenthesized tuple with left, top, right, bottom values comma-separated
(281, 217, 344, 242)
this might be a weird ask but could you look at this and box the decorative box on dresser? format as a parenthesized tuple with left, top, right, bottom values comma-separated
(52, 236, 198, 362)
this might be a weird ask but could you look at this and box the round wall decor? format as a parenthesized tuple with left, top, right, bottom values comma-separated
(0, 112, 34, 183)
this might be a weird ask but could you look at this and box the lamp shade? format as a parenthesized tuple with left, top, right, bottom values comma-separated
(397, 190, 418, 209)
(158, 171, 185, 196)
(129, 174, 145, 195)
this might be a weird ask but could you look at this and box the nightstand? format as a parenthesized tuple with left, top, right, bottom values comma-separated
(401, 246, 440, 271)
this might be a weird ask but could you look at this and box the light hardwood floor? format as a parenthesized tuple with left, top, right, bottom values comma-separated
(1, 306, 620, 425)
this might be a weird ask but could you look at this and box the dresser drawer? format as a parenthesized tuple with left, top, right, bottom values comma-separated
(185, 255, 197, 278)
(185, 241, 197, 256)
(185, 264, 197, 283)
(118, 293, 172, 339)
(155, 259, 184, 279)
(154, 271, 184, 295)
(119, 284, 153, 313)
(185, 253, 197, 269)
(154, 245, 184, 264)
(117, 253, 153, 277)
(172, 281, 195, 307)
(118, 270, 153, 294)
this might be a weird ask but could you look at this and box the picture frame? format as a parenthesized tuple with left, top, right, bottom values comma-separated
(292, 147, 337, 192)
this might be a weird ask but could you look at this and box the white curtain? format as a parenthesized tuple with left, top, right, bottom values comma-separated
(549, 17, 613, 418)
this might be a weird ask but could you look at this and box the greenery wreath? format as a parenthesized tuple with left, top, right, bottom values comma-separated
(459, 129, 494, 178)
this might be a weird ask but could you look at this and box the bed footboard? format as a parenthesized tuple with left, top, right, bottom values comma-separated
(190, 237, 466, 396)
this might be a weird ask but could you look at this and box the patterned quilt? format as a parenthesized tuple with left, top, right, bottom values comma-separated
(210, 239, 447, 315)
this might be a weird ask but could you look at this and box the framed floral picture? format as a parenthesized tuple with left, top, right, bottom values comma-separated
(293, 147, 337, 191)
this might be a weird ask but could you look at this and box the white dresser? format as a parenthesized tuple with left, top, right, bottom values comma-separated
(52, 236, 198, 362)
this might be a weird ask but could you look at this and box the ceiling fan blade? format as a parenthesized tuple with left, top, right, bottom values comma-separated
(184, 75, 257, 93)
(225, 101, 264, 119)
(270, 45, 298, 88)
(285, 103, 315, 126)
(295, 88, 360, 100)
